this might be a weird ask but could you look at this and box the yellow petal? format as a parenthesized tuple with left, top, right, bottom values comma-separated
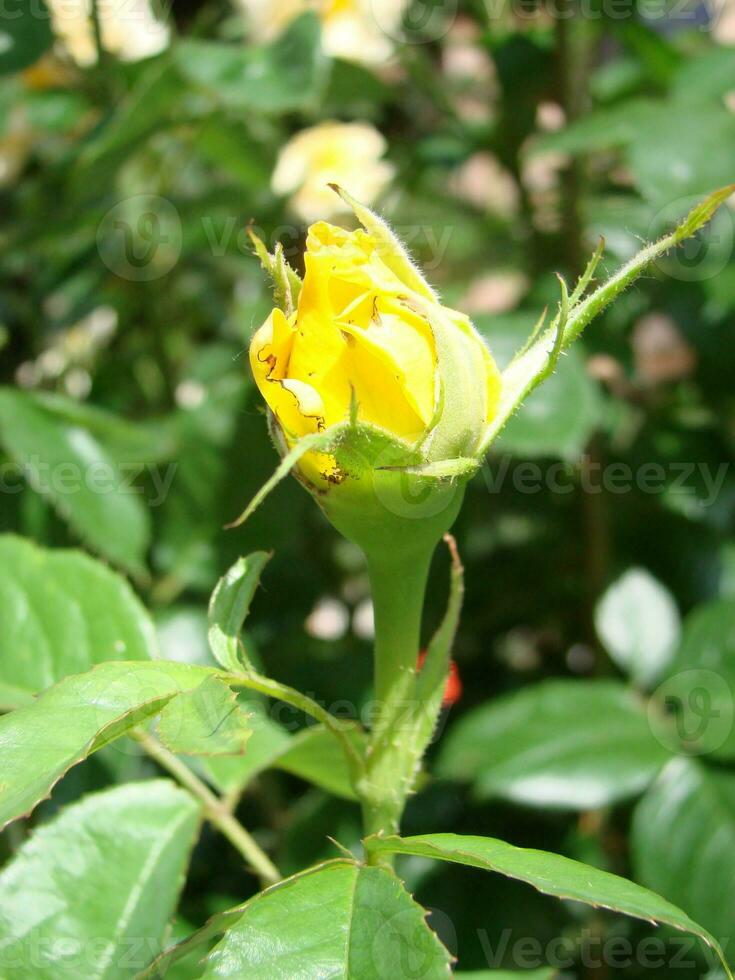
(250, 309, 320, 440)
(249, 308, 295, 385)
(338, 295, 435, 427)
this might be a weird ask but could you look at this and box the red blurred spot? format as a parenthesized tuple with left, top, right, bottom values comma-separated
(416, 651, 462, 707)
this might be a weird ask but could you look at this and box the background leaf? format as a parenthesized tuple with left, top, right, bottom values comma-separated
(0, 389, 151, 575)
(455, 972, 557, 979)
(437, 680, 671, 809)
(0, 780, 201, 979)
(175, 14, 328, 115)
(595, 567, 681, 687)
(0, 0, 53, 74)
(478, 314, 603, 460)
(655, 598, 735, 759)
(0, 535, 158, 709)
(632, 758, 735, 953)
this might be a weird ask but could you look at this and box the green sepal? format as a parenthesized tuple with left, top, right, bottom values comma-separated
(227, 417, 470, 565)
(248, 229, 302, 315)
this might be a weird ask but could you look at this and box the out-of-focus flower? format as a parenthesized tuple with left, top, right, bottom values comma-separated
(305, 596, 350, 640)
(271, 121, 394, 223)
(15, 306, 118, 394)
(0, 112, 34, 187)
(442, 15, 497, 124)
(46, 0, 170, 67)
(713, 0, 735, 43)
(449, 152, 519, 220)
(237, 0, 405, 66)
(460, 271, 528, 315)
(632, 313, 696, 385)
(536, 101, 565, 133)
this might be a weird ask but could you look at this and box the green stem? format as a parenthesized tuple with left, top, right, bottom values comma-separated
(361, 544, 436, 843)
(132, 729, 281, 887)
(369, 549, 431, 710)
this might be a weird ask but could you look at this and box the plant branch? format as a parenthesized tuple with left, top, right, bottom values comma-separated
(222, 670, 365, 783)
(131, 728, 280, 887)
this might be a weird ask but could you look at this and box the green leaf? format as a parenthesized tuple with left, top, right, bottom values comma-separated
(672, 47, 735, 103)
(175, 14, 328, 114)
(632, 759, 735, 956)
(656, 598, 735, 759)
(0, 535, 158, 709)
(436, 679, 671, 810)
(276, 726, 362, 801)
(532, 98, 658, 155)
(28, 393, 177, 466)
(364, 834, 732, 979)
(0, 781, 200, 979)
(0, 660, 216, 829)
(208, 553, 271, 673)
(197, 702, 292, 794)
(75, 58, 184, 173)
(0, 388, 151, 576)
(156, 676, 252, 756)
(146, 860, 452, 979)
(0, 0, 53, 74)
(628, 105, 735, 206)
(595, 568, 680, 687)
(201, 717, 361, 802)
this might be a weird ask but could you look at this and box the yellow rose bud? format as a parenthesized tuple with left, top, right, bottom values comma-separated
(242, 186, 733, 561)
(248, 190, 501, 558)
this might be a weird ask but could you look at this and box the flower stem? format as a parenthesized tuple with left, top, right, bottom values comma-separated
(369, 548, 432, 713)
(360, 544, 436, 844)
(132, 728, 281, 887)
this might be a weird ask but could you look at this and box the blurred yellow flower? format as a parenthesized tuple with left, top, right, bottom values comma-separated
(249, 215, 501, 486)
(238, 0, 405, 66)
(271, 121, 394, 223)
(0, 118, 34, 188)
(46, 0, 170, 66)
